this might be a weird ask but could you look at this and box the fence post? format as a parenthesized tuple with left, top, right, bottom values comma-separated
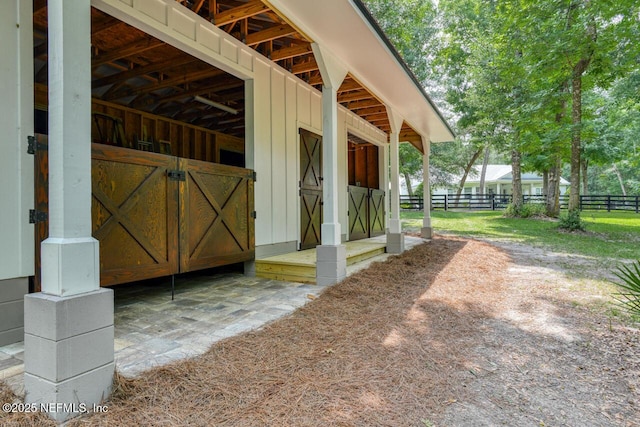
(444, 194, 448, 211)
(580, 195, 583, 210)
(607, 195, 611, 212)
(636, 196, 639, 214)
(491, 194, 495, 211)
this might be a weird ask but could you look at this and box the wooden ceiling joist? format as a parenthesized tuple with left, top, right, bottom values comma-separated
(212, 0, 269, 26)
(338, 89, 373, 103)
(268, 42, 312, 61)
(291, 57, 318, 74)
(245, 24, 296, 46)
(92, 55, 198, 88)
(92, 39, 164, 67)
(35, 1, 409, 139)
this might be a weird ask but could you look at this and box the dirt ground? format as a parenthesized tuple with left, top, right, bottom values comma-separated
(2, 235, 639, 426)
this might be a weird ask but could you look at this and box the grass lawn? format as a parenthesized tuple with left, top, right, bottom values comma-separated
(401, 209, 640, 262)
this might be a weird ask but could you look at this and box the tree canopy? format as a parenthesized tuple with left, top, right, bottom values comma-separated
(363, 0, 640, 210)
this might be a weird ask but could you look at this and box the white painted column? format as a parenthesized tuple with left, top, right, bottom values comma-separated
(41, 0, 99, 296)
(320, 84, 342, 245)
(382, 143, 391, 231)
(385, 107, 405, 253)
(421, 137, 432, 239)
(24, 0, 114, 421)
(312, 43, 347, 285)
(389, 132, 402, 234)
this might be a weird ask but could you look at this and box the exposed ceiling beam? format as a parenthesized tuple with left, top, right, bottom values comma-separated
(337, 80, 365, 93)
(245, 24, 296, 46)
(291, 57, 318, 74)
(342, 99, 383, 109)
(351, 106, 387, 116)
(92, 55, 198, 88)
(338, 90, 373, 103)
(191, 0, 206, 14)
(153, 79, 244, 104)
(360, 113, 389, 122)
(213, 0, 269, 26)
(92, 15, 123, 35)
(92, 39, 164, 67)
(270, 43, 312, 61)
(105, 68, 226, 100)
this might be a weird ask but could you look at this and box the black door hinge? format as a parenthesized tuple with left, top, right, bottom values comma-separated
(29, 209, 47, 224)
(252, 171, 257, 181)
(27, 135, 47, 155)
(250, 211, 257, 219)
(167, 170, 186, 181)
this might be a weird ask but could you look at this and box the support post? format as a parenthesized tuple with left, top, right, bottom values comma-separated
(24, 1, 114, 421)
(312, 43, 347, 285)
(385, 107, 405, 253)
(421, 137, 432, 239)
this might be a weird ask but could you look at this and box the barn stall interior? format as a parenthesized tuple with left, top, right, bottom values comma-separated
(30, 0, 426, 291)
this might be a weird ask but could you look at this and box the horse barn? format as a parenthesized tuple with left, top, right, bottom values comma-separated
(0, 0, 453, 420)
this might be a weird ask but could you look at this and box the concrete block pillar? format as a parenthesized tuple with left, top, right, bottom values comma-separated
(312, 43, 348, 284)
(385, 107, 405, 254)
(421, 137, 433, 239)
(23, 0, 113, 421)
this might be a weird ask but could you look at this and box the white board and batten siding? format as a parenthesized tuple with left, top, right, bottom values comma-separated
(0, 0, 34, 281)
(57, 0, 386, 251)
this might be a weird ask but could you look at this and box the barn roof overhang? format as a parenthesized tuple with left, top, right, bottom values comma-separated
(33, 0, 453, 149)
(267, 0, 455, 145)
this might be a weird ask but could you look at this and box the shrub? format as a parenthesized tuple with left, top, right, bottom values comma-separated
(612, 260, 640, 316)
(558, 209, 586, 231)
(504, 202, 547, 218)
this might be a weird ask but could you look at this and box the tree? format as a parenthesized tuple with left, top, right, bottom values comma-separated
(399, 143, 423, 196)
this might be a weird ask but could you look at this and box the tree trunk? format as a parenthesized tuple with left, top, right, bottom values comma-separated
(612, 163, 627, 196)
(511, 149, 523, 209)
(403, 172, 414, 197)
(543, 170, 549, 196)
(569, 61, 589, 212)
(455, 148, 482, 201)
(479, 145, 490, 194)
(581, 159, 588, 196)
(546, 156, 562, 217)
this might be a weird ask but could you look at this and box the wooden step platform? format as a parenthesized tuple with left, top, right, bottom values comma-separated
(255, 240, 386, 284)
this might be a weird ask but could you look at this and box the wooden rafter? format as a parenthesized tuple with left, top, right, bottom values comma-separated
(93, 39, 164, 67)
(338, 90, 372, 103)
(92, 55, 198, 88)
(269, 43, 312, 61)
(105, 68, 227, 100)
(291, 57, 318, 74)
(212, 0, 268, 26)
(245, 24, 295, 46)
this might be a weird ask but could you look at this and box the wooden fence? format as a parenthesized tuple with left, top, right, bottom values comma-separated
(400, 194, 640, 213)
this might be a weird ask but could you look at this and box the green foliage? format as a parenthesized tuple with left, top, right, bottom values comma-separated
(612, 260, 640, 316)
(558, 210, 586, 232)
(504, 202, 547, 219)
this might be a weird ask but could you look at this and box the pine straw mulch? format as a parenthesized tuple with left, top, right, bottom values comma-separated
(2, 235, 639, 426)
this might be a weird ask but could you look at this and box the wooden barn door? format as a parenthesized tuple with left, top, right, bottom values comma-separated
(91, 144, 179, 286)
(299, 129, 323, 250)
(348, 186, 369, 241)
(34, 143, 255, 288)
(179, 158, 255, 272)
(32, 134, 49, 292)
(368, 189, 386, 237)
